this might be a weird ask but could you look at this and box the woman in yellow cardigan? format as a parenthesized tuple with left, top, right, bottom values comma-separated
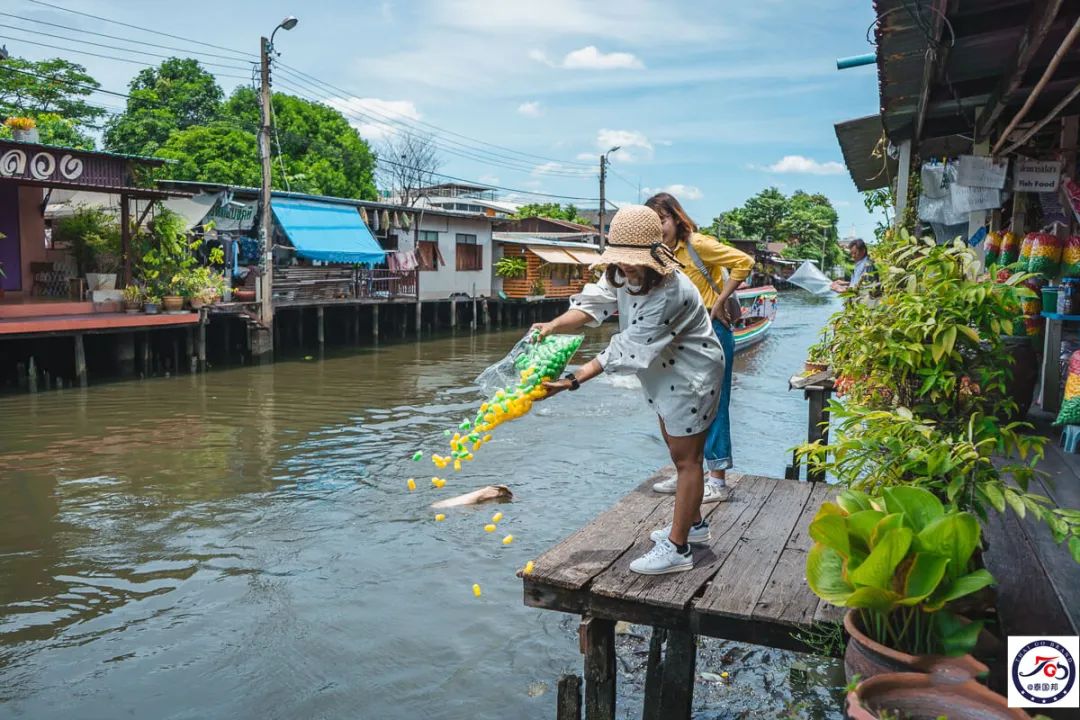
(645, 192, 754, 503)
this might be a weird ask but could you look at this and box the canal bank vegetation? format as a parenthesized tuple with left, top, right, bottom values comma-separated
(795, 227, 1080, 714)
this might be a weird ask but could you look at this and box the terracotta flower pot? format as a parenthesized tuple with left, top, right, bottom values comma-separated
(234, 289, 256, 302)
(843, 610, 988, 683)
(805, 361, 829, 373)
(846, 668, 1030, 720)
(162, 295, 184, 312)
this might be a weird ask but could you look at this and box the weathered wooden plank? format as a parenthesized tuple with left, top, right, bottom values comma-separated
(581, 616, 616, 720)
(753, 482, 836, 627)
(590, 474, 778, 610)
(528, 470, 670, 591)
(658, 629, 696, 720)
(693, 479, 813, 619)
(556, 674, 582, 720)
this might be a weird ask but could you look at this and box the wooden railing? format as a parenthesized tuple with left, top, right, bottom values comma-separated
(272, 267, 418, 305)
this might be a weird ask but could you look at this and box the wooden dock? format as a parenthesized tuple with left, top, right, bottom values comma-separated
(522, 470, 841, 720)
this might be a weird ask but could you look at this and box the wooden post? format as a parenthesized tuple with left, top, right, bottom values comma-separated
(117, 332, 136, 377)
(1012, 191, 1027, 236)
(141, 332, 151, 377)
(120, 193, 131, 287)
(297, 309, 304, 349)
(557, 674, 583, 720)
(1062, 115, 1079, 236)
(186, 328, 195, 374)
(354, 306, 361, 345)
(415, 301, 423, 337)
(1042, 318, 1064, 414)
(806, 385, 832, 483)
(223, 320, 232, 362)
(471, 299, 477, 330)
(28, 357, 38, 393)
(579, 616, 615, 720)
(482, 299, 491, 329)
(372, 303, 380, 342)
(197, 321, 206, 372)
(642, 627, 668, 720)
(968, 133, 990, 261)
(401, 305, 407, 338)
(658, 630, 696, 720)
(72, 335, 86, 387)
(450, 298, 457, 329)
(894, 139, 912, 227)
(317, 306, 325, 348)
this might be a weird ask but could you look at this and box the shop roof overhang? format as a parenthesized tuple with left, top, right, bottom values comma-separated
(872, 0, 1080, 154)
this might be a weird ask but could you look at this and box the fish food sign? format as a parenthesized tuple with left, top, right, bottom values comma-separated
(1014, 159, 1062, 192)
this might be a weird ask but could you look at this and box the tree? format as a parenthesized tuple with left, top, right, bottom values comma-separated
(378, 131, 442, 206)
(105, 58, 223, 156)
(717, 186, 842, 267)
(514, 202, 590, 226)
(156, 122, 261, 187)
(223, 87, 378, 199)
(0, 56, 105, 128)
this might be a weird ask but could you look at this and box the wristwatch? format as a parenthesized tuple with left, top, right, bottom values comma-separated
(564, 372, 581, 391)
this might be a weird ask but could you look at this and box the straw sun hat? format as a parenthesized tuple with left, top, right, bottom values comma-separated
(595, 204, 682, 275)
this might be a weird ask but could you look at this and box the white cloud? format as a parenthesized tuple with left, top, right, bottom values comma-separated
(479, 174, 501, 185)
(762, 155, 845, 175)
(597, 128, 653, 162)
(530, 45, 644, 71)
(518, 101, 542, 117)
(531, 161, 592, 177)
(328, 97, 421, 141)
(576, 151, 597, 161)
(562, 46, 643, 70)
(643, 184, 703, 201)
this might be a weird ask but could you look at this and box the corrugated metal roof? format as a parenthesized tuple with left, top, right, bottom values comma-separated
(834, 115, 896, 191)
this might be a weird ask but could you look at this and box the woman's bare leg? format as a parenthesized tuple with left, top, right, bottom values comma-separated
(659, 417, 707, 545)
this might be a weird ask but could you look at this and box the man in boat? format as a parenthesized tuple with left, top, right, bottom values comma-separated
(645, 192, 754, 503)
(830, 238, 875, 294)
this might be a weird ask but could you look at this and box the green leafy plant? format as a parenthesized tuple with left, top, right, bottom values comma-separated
(530, 276, 546, 296)
(495, 256, 527, 279)
(122, 284, 143, 304)
(53, 206, 122, 276)
(135, 208, 201, 297)
(807, 486, 994, 656)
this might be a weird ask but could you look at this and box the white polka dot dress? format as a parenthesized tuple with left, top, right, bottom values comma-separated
(570, 270, 724, 437)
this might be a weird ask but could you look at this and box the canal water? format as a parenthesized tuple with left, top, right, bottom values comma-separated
(1, 292, 841, 720)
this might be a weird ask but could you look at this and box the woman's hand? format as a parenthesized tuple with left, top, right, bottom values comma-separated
(539, 378, 573, 400)
(710, 299, 733, 328)
(529, 322, 556, 342)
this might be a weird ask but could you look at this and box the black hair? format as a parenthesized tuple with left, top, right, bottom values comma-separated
(604, 264, 665, 296)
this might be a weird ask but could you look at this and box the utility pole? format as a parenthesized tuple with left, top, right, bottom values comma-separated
(597, 145, 620, 251)
(258, 35, 274, 327)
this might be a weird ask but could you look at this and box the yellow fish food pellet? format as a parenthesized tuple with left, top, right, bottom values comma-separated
(407, 478, 416, 491)
(523, 561, 534, 575)
(484, 524, 497, 533)
(491, 512, 503, 523)
(453, 459, 462, 471)
(431, 477, 446, 488)
(472, 583, 482, 597)
(502, 534, 513, 545)
(435, 514, 446, 522)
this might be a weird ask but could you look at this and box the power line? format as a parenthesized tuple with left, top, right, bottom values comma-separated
(0, 63, 134, 101)
(0, 23, 253, 72)
(0, 33, 251, 80)
(271, 72, 593, 179)
(0, 12, 257, 62)
(375, 156, 600, 202)
(25, 0, 253, 60)
(275, 61, 596, 171)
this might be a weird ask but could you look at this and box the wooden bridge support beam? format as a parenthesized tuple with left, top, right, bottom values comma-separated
(73, 333, 87, 387)
(579, 616, 615, 720)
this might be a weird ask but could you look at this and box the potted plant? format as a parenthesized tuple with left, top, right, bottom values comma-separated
(495, 256, 527, 279)
(528, 275, 546, 300)
(122, 284, 143, 313)
(846, 663, 1032, 719)
(4, 116, 39, 143)
(54, 206, 122, 292)
(143, 293, 161, 315)
(806, 486, 995, 682)
(162, 275, 185, 312)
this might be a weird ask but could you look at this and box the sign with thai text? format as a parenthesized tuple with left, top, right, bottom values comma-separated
(1014, 160, 1061, 192)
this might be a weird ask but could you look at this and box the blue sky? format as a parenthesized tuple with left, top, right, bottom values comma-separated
(7, 0, 885, 239)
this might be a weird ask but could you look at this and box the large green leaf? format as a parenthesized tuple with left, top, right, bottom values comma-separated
(935, 612, 983, 657)
(846, 586, 901, 613)
(809, 513, 851, 559)
(870, 513, 906, 546)
(806, 544, 853, 604)
(942, 569, 995, 603)
(836, 490, 873, 514)
(895, 552, 949, 605)
(847, 510, 885, 549)
(915, 513, 980, 581)
(849, 527, 913, 590)
(881, 486, 944, 531)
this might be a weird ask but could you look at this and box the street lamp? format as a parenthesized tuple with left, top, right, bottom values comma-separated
(257, 15, 298, 331)
(598, 145, 621, 251)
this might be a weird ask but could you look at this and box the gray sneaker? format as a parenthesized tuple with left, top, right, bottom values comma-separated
(649, 522, 710, 544)
(629, 538, 693, 575)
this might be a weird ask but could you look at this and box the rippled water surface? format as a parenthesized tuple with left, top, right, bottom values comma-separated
(1, 293, 841, 719)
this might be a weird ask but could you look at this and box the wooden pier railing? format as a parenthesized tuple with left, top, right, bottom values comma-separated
(272, 267, 418, 305)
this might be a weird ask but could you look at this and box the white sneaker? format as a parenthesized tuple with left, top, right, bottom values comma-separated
(629, 538, 693, 576)
(649, 522, 710, 544)
(702, 483, 732, 503)
(651, 476, 733, 504)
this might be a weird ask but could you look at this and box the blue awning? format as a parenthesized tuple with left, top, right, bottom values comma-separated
(271, 199, 385, 265)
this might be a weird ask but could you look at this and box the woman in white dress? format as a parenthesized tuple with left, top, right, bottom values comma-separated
(533, 205, 725, 576)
